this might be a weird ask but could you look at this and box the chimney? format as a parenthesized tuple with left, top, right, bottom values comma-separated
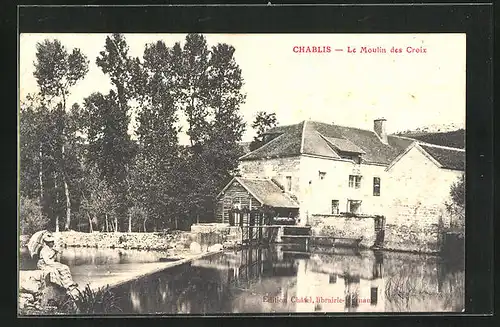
(374, 118, 388, 144)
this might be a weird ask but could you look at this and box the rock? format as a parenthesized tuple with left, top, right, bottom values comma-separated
(189, 242, 201, 254)
(19, 270, 45, 294)
(40, 285, 67, 307)
(18, 293, 35, 309)
(208, 244, 223, 252)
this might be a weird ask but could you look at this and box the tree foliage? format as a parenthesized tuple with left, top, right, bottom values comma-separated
(19, 196, 49, 235)
(25, 39, 89, 232)
(249, 111, 278, 151)
(445, 173, 465, 228)
(20, 33, 248, 233)
(174, 35, 246, 226)
(79, 164, 118, 232)
(34, 39, 89, 107)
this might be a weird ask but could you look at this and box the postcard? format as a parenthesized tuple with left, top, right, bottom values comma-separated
(19, 30, 466, 315)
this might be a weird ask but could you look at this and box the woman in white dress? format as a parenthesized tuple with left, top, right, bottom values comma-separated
(37, 234, 78, 293)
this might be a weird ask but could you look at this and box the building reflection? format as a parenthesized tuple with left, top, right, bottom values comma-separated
(294, 248, 385, 312)
(112, 244, 464, 314)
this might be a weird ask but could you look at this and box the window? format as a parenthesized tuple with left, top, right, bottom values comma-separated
(340, 154, 362, 164)
(319, 171, 326, 180)
(232, 197, 241, 209)
(286, 176, 292, 191)
(329, 274, 337, 284)
(349, 175, 362, 189)
(370, 287, 378, 305)
(373, 177, 381, 196)
(331, 200, 339, 214)
(348, 200, 362, 214)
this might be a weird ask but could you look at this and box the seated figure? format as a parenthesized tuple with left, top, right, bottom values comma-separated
(37, 233, 78, 295)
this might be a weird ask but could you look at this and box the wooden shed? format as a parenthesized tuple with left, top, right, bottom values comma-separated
(215, 177, 300, 224)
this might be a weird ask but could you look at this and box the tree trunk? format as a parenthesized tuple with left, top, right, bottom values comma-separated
(63, 179, 71, 230)
(115, 216, 118, 233)
(128, 213, 132, 233)
(60, 141, 71, 231)
(57, 95, 71, 231)
(176, 216, 179, 230)
(87, 213, 93, 233)
(143, 217, 147, 233)
(38, 143, 44, 203)
(54, 173, 60, 233)
(105, 213, 109, 232)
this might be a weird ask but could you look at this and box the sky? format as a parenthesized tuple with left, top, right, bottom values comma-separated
(19, 33, 466, 144)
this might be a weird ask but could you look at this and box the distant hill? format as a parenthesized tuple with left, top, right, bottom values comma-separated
(393, 129, 465, 149)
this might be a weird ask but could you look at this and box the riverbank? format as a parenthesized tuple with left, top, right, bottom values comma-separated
(18, 230, 222, 315)
(19, 247, 223, 316)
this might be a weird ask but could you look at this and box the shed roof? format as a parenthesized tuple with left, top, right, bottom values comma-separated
(220, 177, 300, 208)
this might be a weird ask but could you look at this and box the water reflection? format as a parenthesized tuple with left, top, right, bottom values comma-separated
(59, 248, 171, 266)
(108, 245, 464, 314)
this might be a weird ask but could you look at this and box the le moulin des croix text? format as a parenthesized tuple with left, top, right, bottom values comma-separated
(292, 45, 428, 54)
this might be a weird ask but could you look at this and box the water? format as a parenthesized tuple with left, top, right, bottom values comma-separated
(55, 246, 464, 314)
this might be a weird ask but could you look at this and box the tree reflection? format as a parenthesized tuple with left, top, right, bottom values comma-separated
(109, 246, 463, 314)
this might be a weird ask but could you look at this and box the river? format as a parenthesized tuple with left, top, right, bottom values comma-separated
(56, 245, 464, 314)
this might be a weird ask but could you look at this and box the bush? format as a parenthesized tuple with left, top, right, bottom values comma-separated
(445, 174, 465, 229)
(19, 196, 49, 235)
(61, 284, 122, 314)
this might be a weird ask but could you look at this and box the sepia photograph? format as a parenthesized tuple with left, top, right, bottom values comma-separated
(18, 32, 466, 315)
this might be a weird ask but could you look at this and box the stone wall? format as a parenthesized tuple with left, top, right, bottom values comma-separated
(384, 202, 445, 253)
(384, 223, 441, 253)
(386, 202, 447, 227)
(309, 214, 376, 248)
(238, 157, 302, 195)
(190, 223, 231, 234)
(48, 230, 191, 251)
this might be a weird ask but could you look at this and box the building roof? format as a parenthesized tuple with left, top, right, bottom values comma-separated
(240, 120, 414, 165)
(321, 135, 366, 154)
(386, 142, 465, 172)
(395, 129, 465, 149)
(219, 177, 300, 208)
(240, 122, 305, 160)
(419, 144, 465, 171)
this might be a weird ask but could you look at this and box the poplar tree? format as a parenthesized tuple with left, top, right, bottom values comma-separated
(205, 42, 246, 198)
(32, 39, 89, 231)
(93, 34, 136, 231)
(132, 41, 183, 230)
(174, 34, 247, 225)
